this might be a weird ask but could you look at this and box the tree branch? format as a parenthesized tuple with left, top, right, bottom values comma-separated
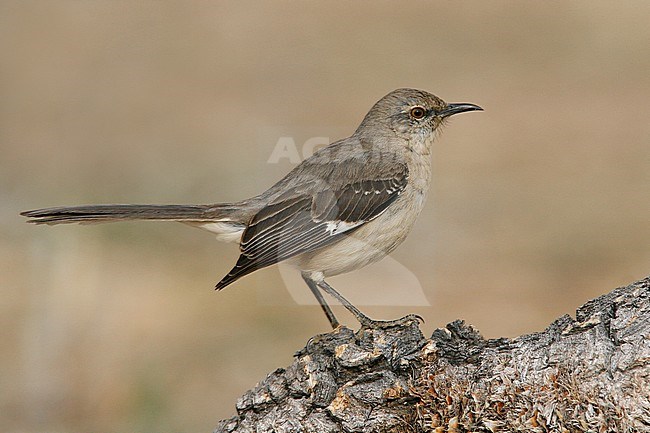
(215, 276, 650, 432)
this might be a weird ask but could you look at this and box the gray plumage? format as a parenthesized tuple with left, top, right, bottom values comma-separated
(22, 88, 482, 328)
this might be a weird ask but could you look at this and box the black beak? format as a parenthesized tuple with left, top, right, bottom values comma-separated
(439, 103, 483, 118)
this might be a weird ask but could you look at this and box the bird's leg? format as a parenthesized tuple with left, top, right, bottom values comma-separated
(301, 273, 340, 329)
(314, 278, 423, 329)
(313, 278, 373, 326)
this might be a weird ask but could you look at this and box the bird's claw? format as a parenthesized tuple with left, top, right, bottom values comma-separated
(358, 313, 424, 329)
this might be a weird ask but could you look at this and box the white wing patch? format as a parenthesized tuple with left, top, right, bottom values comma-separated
(322, 182, 405, 236)
(325, 220, 364, 236)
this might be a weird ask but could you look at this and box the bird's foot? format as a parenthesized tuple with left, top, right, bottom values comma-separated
(358, 313, 424, 329)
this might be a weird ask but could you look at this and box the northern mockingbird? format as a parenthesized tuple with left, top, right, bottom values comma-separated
(22, 88, 481, 329)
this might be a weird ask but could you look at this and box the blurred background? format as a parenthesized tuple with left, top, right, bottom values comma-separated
(2, 1, 649, 431)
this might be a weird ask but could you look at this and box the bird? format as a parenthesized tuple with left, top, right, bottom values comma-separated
(22, 88, 482, 329)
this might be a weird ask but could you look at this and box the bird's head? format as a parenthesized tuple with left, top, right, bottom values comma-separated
(355, 88, 482, 151)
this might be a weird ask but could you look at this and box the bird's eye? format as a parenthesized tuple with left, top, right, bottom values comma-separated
(409, 106, 426, 119)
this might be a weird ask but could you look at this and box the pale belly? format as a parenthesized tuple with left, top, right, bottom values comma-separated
(290, 188, 426, 277)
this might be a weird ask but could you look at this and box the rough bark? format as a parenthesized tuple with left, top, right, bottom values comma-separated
(215, 276, 650, 433)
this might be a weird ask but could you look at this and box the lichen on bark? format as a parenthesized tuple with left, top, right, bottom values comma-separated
(216, 276, 650, 433)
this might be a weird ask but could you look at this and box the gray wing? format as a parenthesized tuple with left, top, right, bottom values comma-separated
(215, 160, 408, 289)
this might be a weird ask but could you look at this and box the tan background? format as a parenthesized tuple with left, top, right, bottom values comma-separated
(2, 1, 649, 432)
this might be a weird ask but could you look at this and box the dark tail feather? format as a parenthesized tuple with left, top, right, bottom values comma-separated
(21, 204, 215, 225)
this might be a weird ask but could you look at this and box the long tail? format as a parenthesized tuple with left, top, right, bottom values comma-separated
(21, 204, 220, 225)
